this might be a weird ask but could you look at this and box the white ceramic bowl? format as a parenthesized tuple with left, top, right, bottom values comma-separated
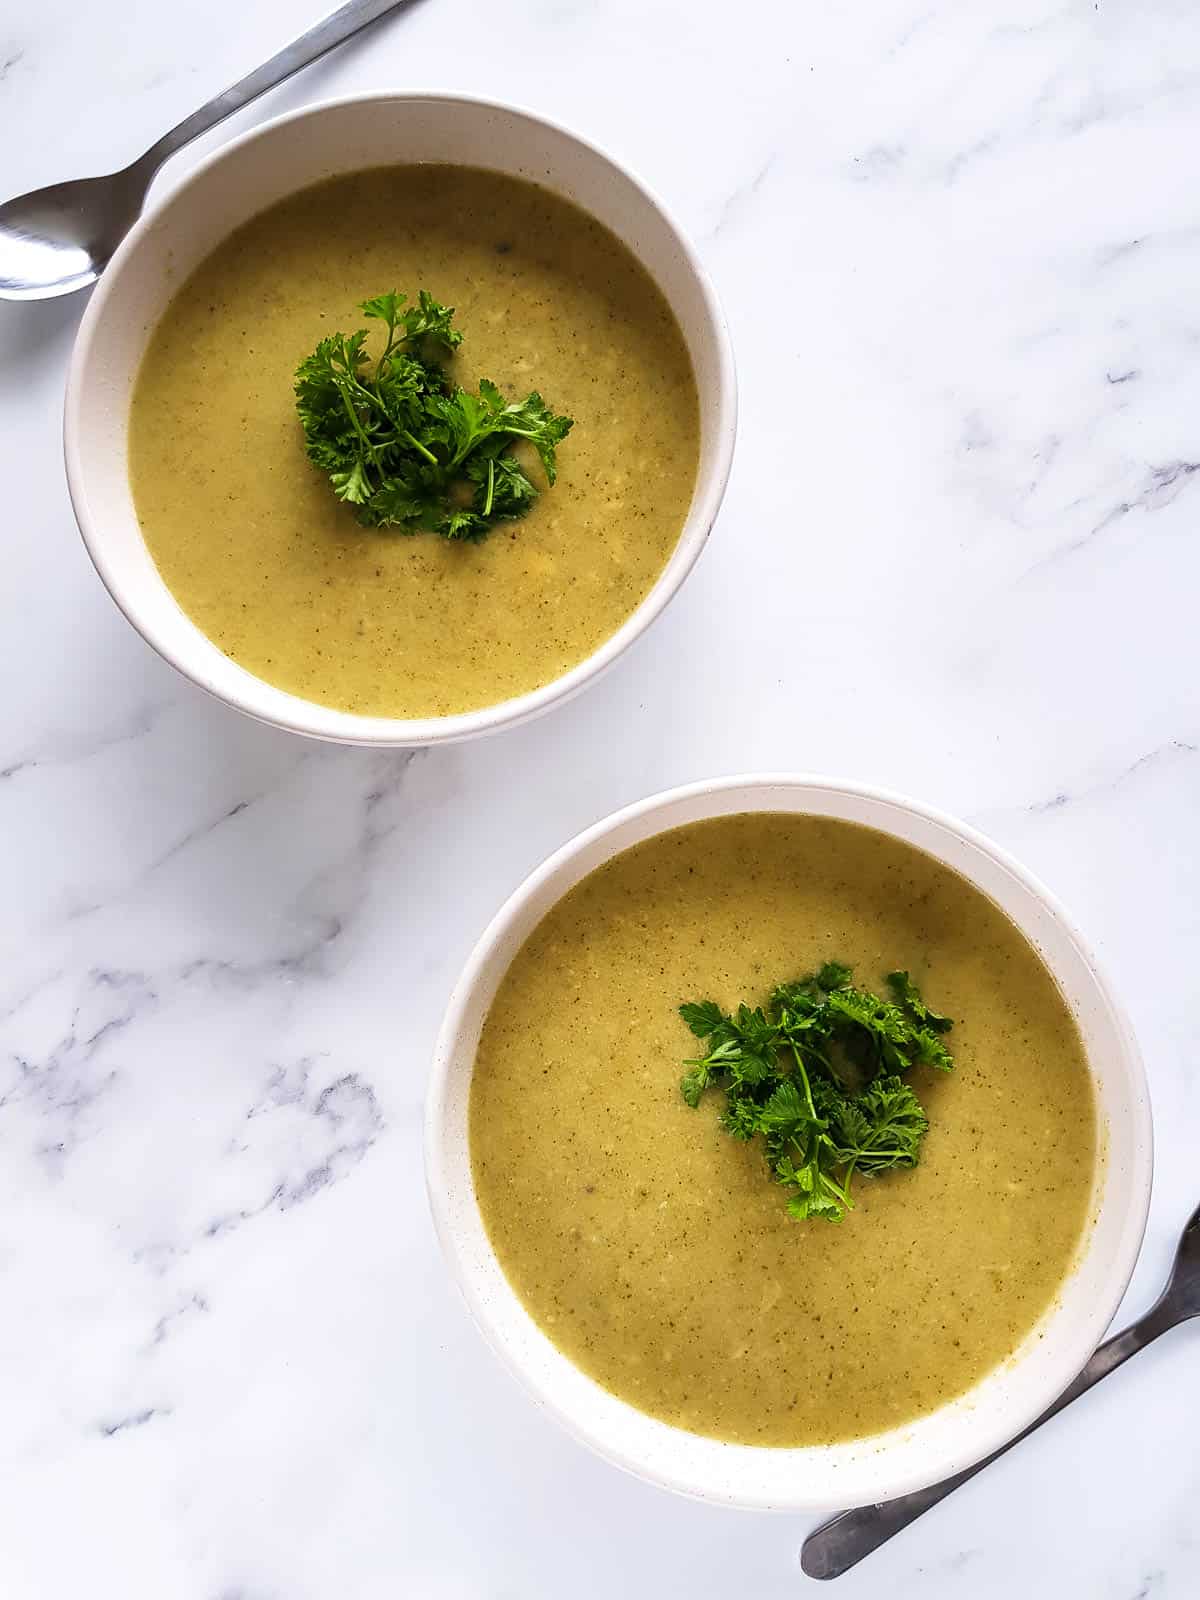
(64, 93, 736, 746)
(425, 775, 1152, 1512)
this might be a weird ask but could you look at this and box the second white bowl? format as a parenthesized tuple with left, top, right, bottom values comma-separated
(425, 775, 1152, 1512)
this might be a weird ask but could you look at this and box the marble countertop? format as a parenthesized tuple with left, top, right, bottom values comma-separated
(2, 1, 1198, 1594)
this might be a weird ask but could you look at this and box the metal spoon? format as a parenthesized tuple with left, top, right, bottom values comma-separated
(0, 0, 420, 301)
(801, 1199, 1200, 1580)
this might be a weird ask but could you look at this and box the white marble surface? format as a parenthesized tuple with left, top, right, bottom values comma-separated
(1, 0, 1198, 1594)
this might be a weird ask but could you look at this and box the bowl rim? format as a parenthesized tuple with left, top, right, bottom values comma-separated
(63, 89, 737, 747)
(424, 771, 1154, 1510)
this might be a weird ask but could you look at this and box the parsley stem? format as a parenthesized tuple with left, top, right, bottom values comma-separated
(792, 1053, 818, 1120)
(483, 457, 496, 517)
(337, 388, 382, 484)
(400, 429, 438, 465)
(374, 316, 400, 383)
(341, 368, 437, 466)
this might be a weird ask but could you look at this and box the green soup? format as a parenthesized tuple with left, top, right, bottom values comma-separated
(470, 813, 1098, 1447)
(129, 165, 699, 719)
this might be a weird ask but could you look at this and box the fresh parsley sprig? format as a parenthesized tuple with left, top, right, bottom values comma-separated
(294, 290, 574, 541)
(679, 965, 954, 1223)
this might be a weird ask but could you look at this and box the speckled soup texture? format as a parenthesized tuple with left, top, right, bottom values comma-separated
(470, 813, 1098, 1448)
(128, 165, 699, 719)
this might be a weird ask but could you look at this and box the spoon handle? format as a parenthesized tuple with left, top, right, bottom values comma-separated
(139, 0, 418, 172)
(800, 1296, 1181, 1581)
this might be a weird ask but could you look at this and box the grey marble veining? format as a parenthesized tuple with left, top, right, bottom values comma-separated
(1, 1, 1198, 1595)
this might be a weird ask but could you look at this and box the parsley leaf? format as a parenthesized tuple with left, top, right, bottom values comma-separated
(678, 963, 954, 1223)
(294, 291, 573, 541)
(816, 960, 853, 992)
(680, 1000, 729, 1038)
(887, 969, 953, 1033)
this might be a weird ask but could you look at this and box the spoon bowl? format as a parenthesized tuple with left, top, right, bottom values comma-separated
(0, 164, 152, 300)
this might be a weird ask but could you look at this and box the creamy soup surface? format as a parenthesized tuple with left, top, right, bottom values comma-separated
(470, 814, 1098, 1448)
(129, 165, 699, 719)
